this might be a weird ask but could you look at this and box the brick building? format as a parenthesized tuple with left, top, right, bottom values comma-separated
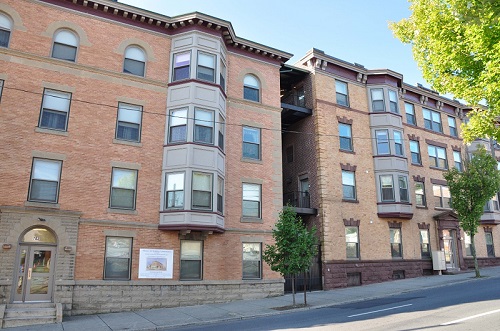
(0, 0, 291, 324)
(281, 48, 500, 290)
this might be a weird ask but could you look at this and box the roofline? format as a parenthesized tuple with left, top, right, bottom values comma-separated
(48, 0, 292, 62)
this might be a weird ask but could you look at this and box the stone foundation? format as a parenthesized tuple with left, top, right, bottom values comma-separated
(323, 259, 434, 289)
(464, 257, 500, 269)
(69, 280, 283, 316)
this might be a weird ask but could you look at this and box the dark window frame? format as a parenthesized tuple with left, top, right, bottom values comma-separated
(242, 242, 262, 279)
(109, 168, 138, 210)
(335, 80, 349, 107)
(28, 158, 63, 203)
(115, 102, 143, 143)
(104, 236, 132, 280)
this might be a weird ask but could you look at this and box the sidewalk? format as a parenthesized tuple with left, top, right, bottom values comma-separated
(7, 266, 500, 331)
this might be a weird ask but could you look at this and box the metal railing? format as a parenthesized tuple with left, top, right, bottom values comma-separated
(283, 191, 311, 209)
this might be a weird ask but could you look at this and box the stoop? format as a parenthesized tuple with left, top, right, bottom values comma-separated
(1, 303, 61, 329)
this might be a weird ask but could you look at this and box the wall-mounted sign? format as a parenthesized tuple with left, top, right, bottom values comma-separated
(138, 249, 173, 279)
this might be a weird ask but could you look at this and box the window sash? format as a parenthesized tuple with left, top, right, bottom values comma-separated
(405, 103, 416, 125)
(336, 81, 349, 106)
(244, 86, 259, 102)
(197, 52, 215, 82)
(342, 171, 356, 200)
(110, 169, 137, 209)
(52, 42, 77, 62)
(394, 131, 403, 156)
(410, 141, 421, 164)
(243, 243, 261, 279)
(29, 159, 62, 203)
(376, 130, 390, 155)
(345, 227, 359, 259)
(123, 58, 145, 76)
(371, 89, 385, 112)
(104, 237, 132, 280)
(380, 175, 394, 202)
(399, 176, 409, 202)
(194, 109, 214, 144)
(390, 229, 402, 258)
(180, 241, 202, 280)
(389, 90, 398, 113)
(192, 173, 212, 210)
(173, 52, 190, 81)
(243, 183, 261, 218)
(415, 182, 426, 206)
(243, 127, 261, 159)
(0, 29, 10, 48)
(166, 173, 184, 209)
(339, 124, 352, 151)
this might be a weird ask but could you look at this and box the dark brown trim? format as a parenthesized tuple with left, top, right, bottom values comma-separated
(342, 199, 359, 204)
(418, 222, 430, 230)
(339, 149, 356, 155)
(429, 166, 448, 172)
(340, 163, 357, 172)
(158, 224, 225, 233)
(160, 209, 220, 215)
(403, 123, 462, 141)
(372, 155, 408, 160)
(337, 116, 353, 125)
(425, 139, 447, 148)
(407, 134, 420, 141)
(416, 206, 428, 210)
(430, 178, 447, 185)
(484, 226, 493, 233)
(379, 212, 413, 220)
(343, 218, 360, 227)
(451, 145, 461, 152)
(413, 175, 425, 182)
(377, 202, 412, 206)
(168, 78, 227, 98)
(388, 221, 403, 228)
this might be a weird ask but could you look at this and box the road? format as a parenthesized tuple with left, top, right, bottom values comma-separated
(167, 275, 500, 331)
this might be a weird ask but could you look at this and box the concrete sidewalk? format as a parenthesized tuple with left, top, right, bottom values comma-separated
(7, 266, 500, 331)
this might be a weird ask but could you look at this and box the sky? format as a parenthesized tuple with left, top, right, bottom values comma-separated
(120, 0, 429, 88)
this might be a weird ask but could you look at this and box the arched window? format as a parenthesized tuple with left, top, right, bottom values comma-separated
(52, 29, 78, 62)
(123, 46, 146, 77)
(243, 75, 260, 102)
(0, 13, 13, 48)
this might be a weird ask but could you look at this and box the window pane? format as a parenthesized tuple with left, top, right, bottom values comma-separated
(54, 30, 78, 46)
(244, 87, 259, 102)
(197, 66, 214, 82)
(336, 81, 348, 94)
(180, 260, 201, 279)
(123, 58, 145, 76)
(167, 173, 184, 190)
(242, 261, 261, 279)
(40, 110, 67, 130)
(339, 123, 351, 138)
(376, 130, 389, 154)
(167, 191, 184, 208)
(125, 47, 145, 62)
(243, 183, 260, 201)
(117, 122, 139, 141)
(198, 53, 215, 68)
(175, 52, 190, 67)
(52, 43, 77, 61)
(192, 191, 211, 208)
(110, 188, 134, 209)
(104, 257, 130, 279)
(174, 66, 190, 81)
(30, 180, 58, 202)
(170, 109, 187, 126)
(170, 126, 187, 142)
(346, 243, 359, 258)
(345, 227, 358, 243)
(193, 173, 211, 190)
(243, 143, 259, 159)
(342, 171, 355, 186)
(112, 169, 136, 189)
(0, 29, 9, 48)
(243, 127, 260, 143)
(118, 104, 142, 124)
(33, 159, 61, 181)
(43, 90, 71, 112)
(243, 200, 260, 217)
(244, 75, 259, 88)
(181, 241, 202, 259)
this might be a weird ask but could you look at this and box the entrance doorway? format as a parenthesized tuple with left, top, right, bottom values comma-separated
(13, 227, 57, 303)
(442, 229, 458, 269)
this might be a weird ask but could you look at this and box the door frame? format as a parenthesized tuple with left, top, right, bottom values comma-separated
(434, 211, 466, 270)
(11, 227, 58, 303)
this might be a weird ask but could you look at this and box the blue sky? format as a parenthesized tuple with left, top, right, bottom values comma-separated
(120, 0, 428, 88)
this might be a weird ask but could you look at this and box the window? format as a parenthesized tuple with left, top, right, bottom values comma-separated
(173, 51, 190, 81)
(405, 103, 416, 125)
(339, 123, 352, 151)
(52, 29, 78, 62)
(380, 175, 395, 202)
(342, 170, 356, 200)
(180, 240, 203, 280)
(399, 176, 409, 202)
(197, 52, 215, 82)
(464, 232, 472, 256)
(104, 237, 132, 280)
(220, 59, 226, 90)
(165, 172, 184, 209)
(28, 158, 62, 203)
(242, 183, 261, 218)
(39, 89, 71, 131)
(492, 194, 499, 211)
(218, 115, 225, 150)
(110, 168, 137, 210)
(123, 46, 146, 77)
(388, 90, 399, 113)
(194, 108, 214, 144)
(453, 151, 462, 171)
(423, 108, 442, 133)
(192, 172, 212, 210)
(394, 131, 404, 156)
(420, 230, 430, 258)
(371, 88, 385, 112)
(433, 184, 451, 208)
(345, 227, 359, 259)
(243, 75, 260, 102)
(410, 141, 421, 165)
(169, 108, 187, 143)
(448, 116, 458, 137)
(0, 13, 12, 48)
(390, 228, 402, 258)
(375, 130, 390, 155)
(242, 243, 261, 279)
(217, 177, 224, 214)
(428, 145, 448, 169)
(415, 182, 426, 207)
(115, 103, 142, 142)
(486, 232, 495, 257)
(286, 146, 294, 163)
(335, 80, 349, 107)
(242, 127, 261, 160)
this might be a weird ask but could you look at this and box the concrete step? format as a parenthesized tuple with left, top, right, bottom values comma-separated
(2, 304, 57, 329)
(2, 316, 56, 328)
(5, 307, 55, 318)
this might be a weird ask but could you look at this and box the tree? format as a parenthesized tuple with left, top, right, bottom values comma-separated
(391, 0, 500, 142)
(263, 206, 318, 306)
(443, 147, 500, 277)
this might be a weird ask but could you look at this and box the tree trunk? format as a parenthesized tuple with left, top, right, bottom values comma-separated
(292, 275, 296, 306)
(471, 234, 481, 278)
(303, 270, 307, 306)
